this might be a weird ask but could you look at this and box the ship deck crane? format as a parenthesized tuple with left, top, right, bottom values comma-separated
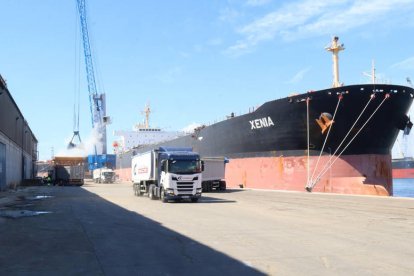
(76, 0, 107, 155)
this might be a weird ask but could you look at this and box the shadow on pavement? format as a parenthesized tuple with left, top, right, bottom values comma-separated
(0, 186, 264, 275)
(198, 196, 237, 204)
(202, 189, 247, 194)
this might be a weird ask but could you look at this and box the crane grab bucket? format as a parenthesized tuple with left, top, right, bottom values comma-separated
(67, 131, 82, 149)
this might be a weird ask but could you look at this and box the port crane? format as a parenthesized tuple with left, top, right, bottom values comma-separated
(75, 0, 108, 155)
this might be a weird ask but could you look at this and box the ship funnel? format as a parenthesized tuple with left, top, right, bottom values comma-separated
(326, 36, 345, 88)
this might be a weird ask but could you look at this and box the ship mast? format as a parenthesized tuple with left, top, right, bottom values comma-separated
(143, 104, 151, 129)
(363, 60, 376, 84)
(134, 104, 152, 130)
(326, 36, 345, 88)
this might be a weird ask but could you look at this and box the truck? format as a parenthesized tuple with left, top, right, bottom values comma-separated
(201, 157, 228, 192)
(93, 167, 115, 183)
(50, 156, 85, 186)
(132, 147, 203, 202)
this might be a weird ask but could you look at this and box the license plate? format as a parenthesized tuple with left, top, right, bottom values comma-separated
(181, 196, 189, 199)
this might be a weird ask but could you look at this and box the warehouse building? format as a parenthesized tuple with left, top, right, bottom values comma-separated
(0, 74, 38, 190)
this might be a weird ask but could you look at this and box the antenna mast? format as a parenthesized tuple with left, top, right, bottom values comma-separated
(326, 36, 345, 88)
(144, 104, 151, 129)
(363, 60, 377, 84)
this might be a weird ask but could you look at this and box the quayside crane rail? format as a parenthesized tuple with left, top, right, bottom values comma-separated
(76, 0, 107, 155)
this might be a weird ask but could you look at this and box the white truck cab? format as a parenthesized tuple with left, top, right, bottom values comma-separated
(132, 147, 203, 202)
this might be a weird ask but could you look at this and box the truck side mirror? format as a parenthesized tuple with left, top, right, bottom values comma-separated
(161, 160, 166, 172)
(201, 161, 205, 172)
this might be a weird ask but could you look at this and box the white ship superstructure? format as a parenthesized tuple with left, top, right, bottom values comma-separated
(113, 105, 185, 153)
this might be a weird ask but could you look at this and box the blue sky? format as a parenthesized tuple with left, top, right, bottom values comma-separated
(1, 0, 414, 161)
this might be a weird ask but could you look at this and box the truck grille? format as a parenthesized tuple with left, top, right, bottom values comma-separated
(177, 182, 194, 193)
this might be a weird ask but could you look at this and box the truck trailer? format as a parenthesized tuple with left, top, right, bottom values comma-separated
(50, 156, 85, 186)
(132, 147, 203, 202)
(201, 157, 227, 192)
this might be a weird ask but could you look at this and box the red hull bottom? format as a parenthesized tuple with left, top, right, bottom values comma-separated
(392, 168, 414, 179)
(115, 154, 392, 196)
(225, 154, 392, 196)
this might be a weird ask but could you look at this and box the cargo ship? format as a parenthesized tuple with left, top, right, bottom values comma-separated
(392, 157, 414, 179)
(115, 37, 414, 196)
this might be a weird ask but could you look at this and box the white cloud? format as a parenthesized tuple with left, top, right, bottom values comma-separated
(227, 0, 414, 56)
(287, 67, 311, 84)
(219, 8, 241, 23)
(246, 0, 272, 7)
(391, 57, 414, 70)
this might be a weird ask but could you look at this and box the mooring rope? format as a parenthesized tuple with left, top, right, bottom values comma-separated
(307, 93, 390, 191)
(309, 93, 343, 187)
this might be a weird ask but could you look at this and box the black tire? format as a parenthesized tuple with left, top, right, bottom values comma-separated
(149, 185, 156, 200)
(135, 184, 142, 197)
(220, 181, 227, 191)
(160, 188, 167, 203)
(191, 197, 199, 203)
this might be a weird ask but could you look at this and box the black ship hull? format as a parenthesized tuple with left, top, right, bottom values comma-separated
(117, 84, 413, 195)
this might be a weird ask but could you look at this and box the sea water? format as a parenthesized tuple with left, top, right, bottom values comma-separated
(393, 178, 414, 198)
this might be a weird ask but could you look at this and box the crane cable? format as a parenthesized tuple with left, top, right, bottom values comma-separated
(69, 1, 82, 148)
(74, 2, 80, 134)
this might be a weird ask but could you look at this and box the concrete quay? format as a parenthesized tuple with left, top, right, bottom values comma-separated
(0, 181, 413, 275)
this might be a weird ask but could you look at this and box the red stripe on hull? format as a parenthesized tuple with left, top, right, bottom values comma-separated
(392, 168, 414, 179)
(225, 154, 392, 196)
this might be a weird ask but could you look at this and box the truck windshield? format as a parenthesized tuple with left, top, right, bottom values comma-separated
(169, 160, 200, 174)
(103, 172, 114, 177)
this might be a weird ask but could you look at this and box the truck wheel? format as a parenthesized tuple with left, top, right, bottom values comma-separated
(191, 198, 199, 203)
(160, 188, 167, 203)
(220, 181, 227, 191)
(149, 185, 156, 200)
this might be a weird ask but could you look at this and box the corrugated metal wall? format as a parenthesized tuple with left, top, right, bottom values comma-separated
(0, 142, 5, 190)
(0, 75, 38, 188)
